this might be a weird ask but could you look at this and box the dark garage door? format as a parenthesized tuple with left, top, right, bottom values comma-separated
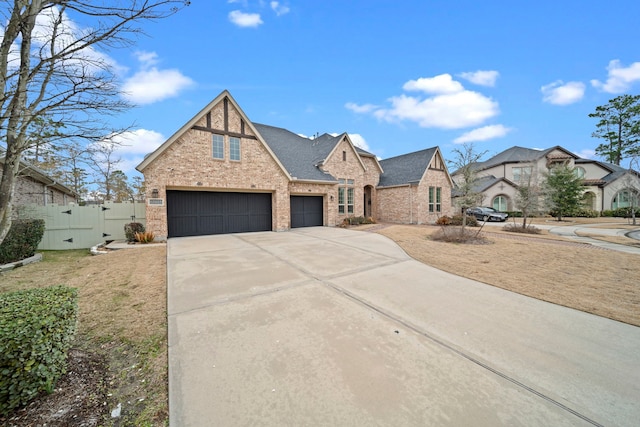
(290, 196, 323, 228)
(167, 191, 272, 237)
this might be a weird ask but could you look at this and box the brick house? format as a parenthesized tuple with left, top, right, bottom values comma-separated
(1, 153, 78, 217)
(452, 145, 640, 213)
(136, 90, 453, 239)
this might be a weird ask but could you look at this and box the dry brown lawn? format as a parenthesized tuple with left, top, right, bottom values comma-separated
(368, 224, 640, 327)
(0, 246, 168, 426)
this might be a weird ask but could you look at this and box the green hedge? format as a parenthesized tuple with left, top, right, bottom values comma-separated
(0, 219, 45, 264)
(601, 207, 640, 218)
(0, 286, 78, 415)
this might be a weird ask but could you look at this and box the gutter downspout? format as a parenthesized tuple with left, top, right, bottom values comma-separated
(43, 184, 52, 206)
(409, 186, 413, 224)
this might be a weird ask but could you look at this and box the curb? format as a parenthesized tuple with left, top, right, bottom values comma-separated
(0, 253, 43, 272)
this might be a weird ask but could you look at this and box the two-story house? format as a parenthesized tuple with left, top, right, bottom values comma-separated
(452, 146, 640, 213)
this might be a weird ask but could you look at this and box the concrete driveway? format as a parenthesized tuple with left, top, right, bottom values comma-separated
(167, 227, 640, 427)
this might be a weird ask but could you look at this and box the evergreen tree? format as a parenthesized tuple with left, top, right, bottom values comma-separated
(589, 94, 640, 166)
(544, 165, 584, 221)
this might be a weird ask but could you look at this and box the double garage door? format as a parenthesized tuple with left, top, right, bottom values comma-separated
(166, 191, 324, 238)
(167, 191, 272, 238)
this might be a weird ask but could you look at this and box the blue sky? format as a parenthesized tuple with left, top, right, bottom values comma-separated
(84, 1, 640, 175)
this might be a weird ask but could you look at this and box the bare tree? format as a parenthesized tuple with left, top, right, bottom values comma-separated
(514, 166, 542, 229)
(89, 141, 121, 202)
(0, 0, 188, 244)
(450, 143, 487, 232)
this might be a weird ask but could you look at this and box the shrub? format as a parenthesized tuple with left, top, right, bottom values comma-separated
(573, 208, 599, 218)
(342, 216, 376, 226)
(0, 286, 78, 415)
(435, 216, 452, 225)
(135, 231, 155, 243)
(503, 223, 542, 234)
(607, 207, 640, 218)
(430, 227, 489, 244)
(450, 214, 479, 227)
(601, 210, 614, 217)
(0, 219, 45, 264)
(124, 222, 145, 242)
(505, 211, 523, 218)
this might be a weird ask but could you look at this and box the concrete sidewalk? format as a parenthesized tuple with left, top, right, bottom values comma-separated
(167, 227, 640, 426)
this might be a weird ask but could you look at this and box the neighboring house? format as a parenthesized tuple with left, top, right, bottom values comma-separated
(377, 148, 453, 224)
(452, 145, 640, 213)
(136, 90, 453, 239)
(0, 153, 78, 216)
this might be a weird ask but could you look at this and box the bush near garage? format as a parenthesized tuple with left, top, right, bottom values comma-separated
(124, 222, 145, 242)
(0, 219, 45, 264)
(0, 286, 78, 415)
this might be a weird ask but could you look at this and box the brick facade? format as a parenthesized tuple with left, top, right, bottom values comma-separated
(1, 163, 76, 218)
(138, 91, 454, 238)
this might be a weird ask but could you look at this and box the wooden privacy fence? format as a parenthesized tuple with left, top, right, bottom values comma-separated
(25, 202, 146, 250)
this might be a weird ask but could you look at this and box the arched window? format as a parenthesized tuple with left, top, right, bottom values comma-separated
(492, 195, 508, 211)
(612, 189, 638, 209)
(574, 167, 586, 179)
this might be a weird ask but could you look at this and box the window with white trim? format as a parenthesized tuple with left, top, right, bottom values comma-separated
(338, 179, 354, 214)
(493, 195, 508, 211)
(429, 186, 442, 212)
(212, 134, 224, 159)
(230, 137, 241, 161)
(512, 166, 532, 183)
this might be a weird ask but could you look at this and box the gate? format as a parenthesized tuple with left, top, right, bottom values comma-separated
(25, 202, 146, 250)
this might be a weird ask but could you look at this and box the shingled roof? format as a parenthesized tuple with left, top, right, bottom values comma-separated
(468, 145, 577, 173)
(378, 148, 438, 187)
(253, 123, 339, 182)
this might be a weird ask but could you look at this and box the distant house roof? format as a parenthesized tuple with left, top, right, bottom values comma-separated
(0, 149, 77, 197)
(575, 158, 636, 186)
(253, 124, 338, 182)
(465, 145, 578, 174)
(451, 175, 516, 197)
(378, 147, 438, 187)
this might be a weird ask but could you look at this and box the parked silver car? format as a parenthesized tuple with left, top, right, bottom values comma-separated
(467, 207, 508, 222)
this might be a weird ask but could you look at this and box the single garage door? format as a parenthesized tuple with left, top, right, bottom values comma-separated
(290, 196, 323, 228)
(167, 191, 272, 237)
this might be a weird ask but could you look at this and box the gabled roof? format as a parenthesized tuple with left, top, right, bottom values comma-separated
(575, 158, 637, 186)
(378, 147, 439, 187)
(468, 145, 578, 173)
(252, 124, 338, 182)
(451, 175, 516, 197)
(136, 90, 289, 178)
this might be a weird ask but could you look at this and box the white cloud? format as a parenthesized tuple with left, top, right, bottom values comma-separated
(458, 70, 499, 87)
(374, 91, 499, 129)
(103, 129, 166, 174)
(134, 51, 159, 67)
(345, 102, 378, 113)
(30, 6, 123, 75)
(109, 129, 165, 155)
(350, 75, 500, 130)
(541, 80, 585, 105)
(122, 52, 194, 105)
(229, 10, 263, 28)
(453, 124, 512, 144)
(575, 149, 596, 159)
(591, 60, 640, 93)
(348, 134, 370, 151)
(403, 74, 464, 94)
(270, 1, 290, 16)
